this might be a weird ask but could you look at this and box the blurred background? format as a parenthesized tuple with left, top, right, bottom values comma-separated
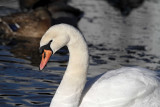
(0, 0, 160, 106)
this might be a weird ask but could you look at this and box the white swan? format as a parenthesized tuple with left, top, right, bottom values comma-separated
(39, 24, 160, 107)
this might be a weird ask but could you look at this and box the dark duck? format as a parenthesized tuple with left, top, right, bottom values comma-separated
(48, 1, 84, 27)
(0, 8, 51, 39)
(18, 0, 83, 27)
(106, 0, 145, 16)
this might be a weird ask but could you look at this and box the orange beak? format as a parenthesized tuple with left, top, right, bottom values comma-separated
(40, 49, 52, 70)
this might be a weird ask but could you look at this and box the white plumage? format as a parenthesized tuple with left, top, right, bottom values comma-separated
(39, 24, 160, 107)
(80, 67, 160, 107)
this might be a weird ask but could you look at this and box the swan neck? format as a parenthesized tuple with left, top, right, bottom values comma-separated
(50, 29, 89, 107)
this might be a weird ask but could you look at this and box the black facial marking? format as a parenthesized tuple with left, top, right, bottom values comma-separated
(39, 40, 53, 54)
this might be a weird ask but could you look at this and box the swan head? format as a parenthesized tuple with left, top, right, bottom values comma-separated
(39, 24, 70, 70)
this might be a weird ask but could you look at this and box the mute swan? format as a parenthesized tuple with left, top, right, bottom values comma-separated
(39, 24, 160, 107)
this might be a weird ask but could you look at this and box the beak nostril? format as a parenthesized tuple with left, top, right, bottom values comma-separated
(40, 49, 52, 70)
(44, 52, 46, 59)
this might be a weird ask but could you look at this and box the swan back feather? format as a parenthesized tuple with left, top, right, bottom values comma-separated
(80, 67, 160, 107)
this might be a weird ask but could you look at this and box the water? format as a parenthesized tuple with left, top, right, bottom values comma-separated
(0, 42, 67, 106)
(1, 0, 160, 106)
(69, 0, 160, 76)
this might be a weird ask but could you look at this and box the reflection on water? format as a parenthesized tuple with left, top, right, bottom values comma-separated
(5, 38, 41, 66)
(1, 0, 160, 106)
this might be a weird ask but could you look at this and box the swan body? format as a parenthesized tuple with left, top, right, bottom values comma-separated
(80, 67, 160, 107)
(39, 24, 160, 107)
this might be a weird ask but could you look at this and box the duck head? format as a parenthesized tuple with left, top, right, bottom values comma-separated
(0, 7, 51, 39)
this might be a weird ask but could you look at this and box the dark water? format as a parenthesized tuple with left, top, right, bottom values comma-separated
(0, 43, 68, 106)
(1, 0, 160, 106)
